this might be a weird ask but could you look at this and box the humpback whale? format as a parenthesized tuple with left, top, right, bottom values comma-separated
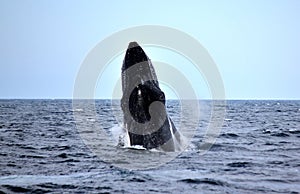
(121, 42, 182, 151)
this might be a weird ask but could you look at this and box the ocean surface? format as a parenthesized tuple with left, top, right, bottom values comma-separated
(0, 99, 299, 193)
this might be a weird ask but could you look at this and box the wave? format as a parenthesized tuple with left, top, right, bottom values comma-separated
(178, 178, 227, 186)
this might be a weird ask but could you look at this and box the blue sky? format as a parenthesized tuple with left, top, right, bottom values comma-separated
(1, 0, 300, 99)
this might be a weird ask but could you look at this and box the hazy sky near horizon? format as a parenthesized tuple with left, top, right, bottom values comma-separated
(1, 0, 300, 99)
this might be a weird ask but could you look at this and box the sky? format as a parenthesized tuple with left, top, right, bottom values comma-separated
(1, 0, 300, 99)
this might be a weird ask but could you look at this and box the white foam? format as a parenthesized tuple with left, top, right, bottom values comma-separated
(109, 121, 187, 152)
(109, 124, 130, 147)
(123, 145, 147, 150)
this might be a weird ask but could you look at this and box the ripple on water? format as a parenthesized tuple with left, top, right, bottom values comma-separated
(178, 178, 227, 186)
(227, 162, 253, 168)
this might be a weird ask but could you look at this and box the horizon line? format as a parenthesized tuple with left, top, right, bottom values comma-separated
(0, 98, 300, 101)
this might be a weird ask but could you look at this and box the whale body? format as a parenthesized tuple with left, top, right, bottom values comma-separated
(121, 42, 181, 151)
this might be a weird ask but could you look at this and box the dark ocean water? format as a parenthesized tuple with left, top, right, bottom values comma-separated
(0, 100, 299, 193)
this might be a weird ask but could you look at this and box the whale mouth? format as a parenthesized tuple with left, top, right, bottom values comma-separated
(121, 41, 159, 88)
(122, 41, 149, 71)
(121, 42, 180, 151)
(121, 42, 162, 123)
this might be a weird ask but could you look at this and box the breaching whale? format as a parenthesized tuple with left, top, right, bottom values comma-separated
(121, 42, 182, 151)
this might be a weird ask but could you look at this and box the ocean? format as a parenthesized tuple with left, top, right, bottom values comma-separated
(0, 100, 299, 193)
